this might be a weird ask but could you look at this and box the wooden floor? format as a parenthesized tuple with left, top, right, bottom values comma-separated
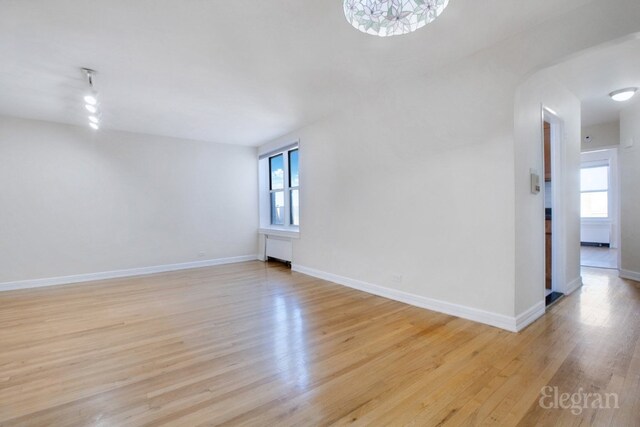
(0, 262, 638, 426)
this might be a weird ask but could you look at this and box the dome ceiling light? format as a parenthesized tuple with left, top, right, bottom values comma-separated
(343, 0, 449, 37)
(609, 87, 638, 102)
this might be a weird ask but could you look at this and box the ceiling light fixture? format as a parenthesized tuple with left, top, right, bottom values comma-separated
(82, 68, 102, 130)
(343, 0, 449, 37)
(609, 87, 638, 102)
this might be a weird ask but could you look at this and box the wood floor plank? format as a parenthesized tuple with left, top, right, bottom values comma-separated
(0, 262, 638, 426)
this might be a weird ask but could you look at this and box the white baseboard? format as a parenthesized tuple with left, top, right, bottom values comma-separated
(565, 276, 583, 295)
(515, 301, 546, 332)
(0, 255, 259, 292)
(292, 264, 527, 332)
(620, 269, 640, 282)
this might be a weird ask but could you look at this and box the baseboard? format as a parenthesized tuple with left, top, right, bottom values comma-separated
(565, 276, 583, 295)
(620, 269, 640, 282)
(292, 264, 521, 332)
(515, 301, 546, 332)
(0, 255, 259, 292)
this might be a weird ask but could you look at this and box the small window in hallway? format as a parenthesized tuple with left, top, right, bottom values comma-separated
(580, 165, 609, 218)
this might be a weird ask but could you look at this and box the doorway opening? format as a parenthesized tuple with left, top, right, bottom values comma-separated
(543, 109, 565, 307)
(579, 147, 619, 270)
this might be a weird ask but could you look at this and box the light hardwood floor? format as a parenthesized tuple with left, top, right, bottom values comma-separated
(0, 262, 638, 426)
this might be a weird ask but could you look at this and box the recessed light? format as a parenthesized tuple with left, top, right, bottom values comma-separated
(85, 104, 97, 113)
(609, 87, 638, 102)
(89, 122, 99, 130)
(89, 115, 99, 124)
(84, 95, 97, 105)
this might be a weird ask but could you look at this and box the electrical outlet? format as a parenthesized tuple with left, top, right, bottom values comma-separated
(198, 251, 205, 258)
(391, 274, 403, 284)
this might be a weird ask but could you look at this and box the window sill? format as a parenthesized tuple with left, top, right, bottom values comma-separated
(581, 218, 612, 224)
(259, 227, 300, 239)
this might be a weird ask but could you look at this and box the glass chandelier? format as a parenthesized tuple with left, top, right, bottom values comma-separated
(343, 0, 449, 37)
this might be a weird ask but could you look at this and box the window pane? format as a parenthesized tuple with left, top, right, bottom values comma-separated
(290, 189, 299, 226)
(271, 191, 285, 225)
(289, 149, 299, 188)
(581, 166, 608, 192)
(581, 191, 608, 218)
(269, 154, 284, 190)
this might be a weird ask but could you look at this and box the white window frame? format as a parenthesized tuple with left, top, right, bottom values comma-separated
(268, 153, 287, 226)
(258, 143, 299, 235)
(288, 149, 300, 227)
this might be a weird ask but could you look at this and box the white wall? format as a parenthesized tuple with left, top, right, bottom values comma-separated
(259, 0, 640, 325)
(582, 121, 620, 152)
(619, 100, 640, 278)
(0, 116, 258, 284)
(275, 51, 518, 319)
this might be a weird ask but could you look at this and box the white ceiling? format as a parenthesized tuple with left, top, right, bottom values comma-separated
(547, 35, 640, 127)
(0, 0, 595, 145)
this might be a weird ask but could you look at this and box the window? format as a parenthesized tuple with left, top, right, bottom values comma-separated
(289, 149, 299, 226)
(261, 145, 299, 229)
(580, 165, 609, 219)
(269, 154, 285, 225)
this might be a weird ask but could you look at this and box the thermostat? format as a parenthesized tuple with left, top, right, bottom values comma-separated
(530, 169, 541, 194)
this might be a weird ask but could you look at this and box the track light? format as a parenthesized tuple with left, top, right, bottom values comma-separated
(82, 68, 102, 130)
(84, 95, 97, 105)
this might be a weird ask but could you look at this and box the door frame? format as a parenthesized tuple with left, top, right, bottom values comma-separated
(541, 107, 567, 295)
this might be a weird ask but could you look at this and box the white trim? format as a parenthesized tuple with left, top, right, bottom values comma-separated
(515, 301, 546, 332)
(620, 270, 640, 282)
(564, 276, 583, 295)
(258, 140, 299, 160)
(0, 255, 259, 292)
(292, 264, 525, 332)
(258, 228, 300, 239)
(581, 144, 621, 153)
(543, 108, 567, 296)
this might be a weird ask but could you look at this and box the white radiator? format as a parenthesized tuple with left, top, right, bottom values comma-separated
(265, 236, 293, 262)
(581, 222, 611, 245)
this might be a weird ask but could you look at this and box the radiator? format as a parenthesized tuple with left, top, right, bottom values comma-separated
(581, 222, 611, 245)
(265, 236, 293, 262)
